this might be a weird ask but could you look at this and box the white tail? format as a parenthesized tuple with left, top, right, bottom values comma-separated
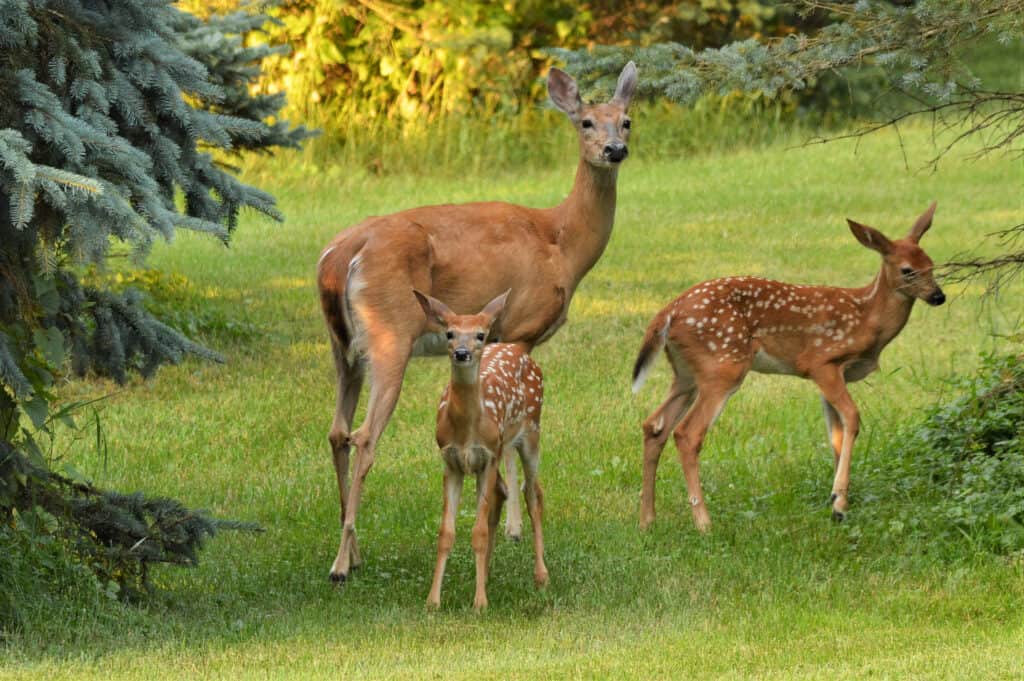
(414, 290, 547, 610)
(635, 203, 944, 531)
(316, 62, 637, 583)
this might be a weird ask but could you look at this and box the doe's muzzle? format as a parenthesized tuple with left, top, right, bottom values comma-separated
(603, 143, 628, 163)
(927, 289, 946, 306)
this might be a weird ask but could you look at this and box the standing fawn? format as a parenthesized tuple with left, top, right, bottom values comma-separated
(414, 290, 547, 610)
(632, 203, 946, 530)
(317, 62, 636, 582)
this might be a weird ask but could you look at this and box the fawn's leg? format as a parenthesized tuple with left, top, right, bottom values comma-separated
(471, 459, 503, 610)
(518, 432, 548, 587)
(821, 396, 844, 470)
(641, 376, 696, 529)
(427, 468, 464, 607)
(812, 366, 859, 520)
(673, 366, 746, 532)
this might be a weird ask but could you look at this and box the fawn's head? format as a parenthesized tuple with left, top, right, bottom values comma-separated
(548, 62, 637, 168)
(413, 290, 511, 373)
(847, 202, 945, 306)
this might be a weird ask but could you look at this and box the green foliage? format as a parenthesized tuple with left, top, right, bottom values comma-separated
(180, 0, 799, 136)
(858, 352, 1024, 556)
(559, 0, 1022, 106)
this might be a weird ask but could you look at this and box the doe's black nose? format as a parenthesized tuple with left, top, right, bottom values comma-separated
(603, 143, 628, 162)
(928, 290, 946, 306)
(453, 348, 472, 362)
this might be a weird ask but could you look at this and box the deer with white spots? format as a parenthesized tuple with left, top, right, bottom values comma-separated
(632, 203, 946, 531)
(414, 290, 547, 610)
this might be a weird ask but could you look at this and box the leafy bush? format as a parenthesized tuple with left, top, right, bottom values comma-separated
(857, 352, 1024, 557)
(179, 1, 806, 134)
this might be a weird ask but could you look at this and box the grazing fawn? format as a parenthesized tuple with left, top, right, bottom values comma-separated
(632, 203, 946, 530)
(414, 290, 547, 610)
(317, 62, 636, 582)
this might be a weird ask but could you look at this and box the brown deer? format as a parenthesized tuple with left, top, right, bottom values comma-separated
(317, 62, 637, 582)
(414, 290, 547, 609)
(632, 203, 945, 531)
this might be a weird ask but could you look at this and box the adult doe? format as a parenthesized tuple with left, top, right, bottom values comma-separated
(316, 62, 636, 582)
(414, 290, 547, 610)
(632, 203, 946, 530)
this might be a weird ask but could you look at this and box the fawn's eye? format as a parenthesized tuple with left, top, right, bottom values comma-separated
(476, 332, 485, 342)
(622, 118, 631, 129)
(900, 267, 915, 277)
(581, 119, 594, 129)
(445, 331, 454, 340)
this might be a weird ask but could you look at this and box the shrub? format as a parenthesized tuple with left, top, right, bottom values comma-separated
(858, 351, 1024, 557)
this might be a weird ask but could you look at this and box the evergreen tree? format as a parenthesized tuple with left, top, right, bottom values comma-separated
(0, 0, 308, 608)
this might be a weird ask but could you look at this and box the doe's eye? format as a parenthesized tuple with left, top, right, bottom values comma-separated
(445, 331, 454, 340)
(476, 332, 486, 342)
(581, 119, 594, 129)
(622, 119, 631, 129)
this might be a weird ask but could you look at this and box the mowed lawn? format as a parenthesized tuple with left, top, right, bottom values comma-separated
(5, 124, 1023, 679)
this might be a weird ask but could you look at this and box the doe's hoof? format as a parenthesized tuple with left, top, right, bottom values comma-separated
(329, 571, 347, 584)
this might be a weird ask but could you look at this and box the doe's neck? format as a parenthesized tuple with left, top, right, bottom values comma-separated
(555, 158, 619, 279)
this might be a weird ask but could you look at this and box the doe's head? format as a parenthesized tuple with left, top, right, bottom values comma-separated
(413, 290, 511, 369)
(548, 61, 637, 168)
(847, 201, 945, 306)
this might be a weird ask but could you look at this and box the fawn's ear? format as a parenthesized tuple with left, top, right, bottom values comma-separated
(479, 289, 511, 324)
(413, 289, 452, 329)
(847, 219, 892, 255)
(907, 201, 937, 243)
(612, 61, 638, 111)
(548, 67, 582, 122)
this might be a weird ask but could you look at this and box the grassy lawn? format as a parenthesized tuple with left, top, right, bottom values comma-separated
(3, 123, 1023, 679)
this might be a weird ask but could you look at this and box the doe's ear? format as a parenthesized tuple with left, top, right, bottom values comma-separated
(908, 201, 937, 243)
(548, 67, 582, 121)
(412, 289, 452, 330)
(479, 289, 512, 324)
(612, 61, 638, 110)
(847, 219, 892, 255)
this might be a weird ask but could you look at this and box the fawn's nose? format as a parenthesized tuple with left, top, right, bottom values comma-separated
(928, 289, 946, 306)
(453, 347, 472, 363)
(603, 143, 628, 163)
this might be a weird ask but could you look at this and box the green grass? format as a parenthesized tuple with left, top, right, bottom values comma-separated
(3, 122, 1023, 679)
